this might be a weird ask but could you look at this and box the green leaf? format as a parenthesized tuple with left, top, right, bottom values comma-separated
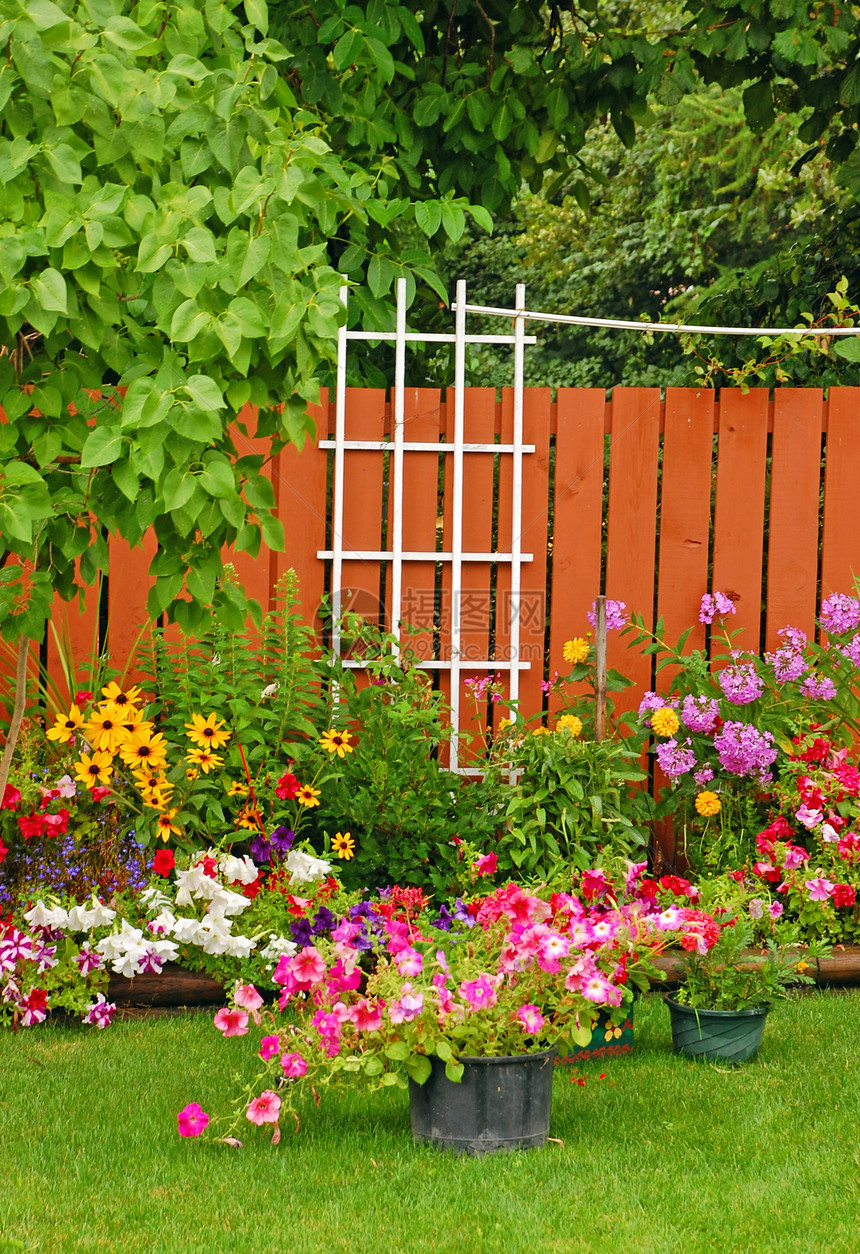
(405, 1054, 432, 1084)
(415, 200, 442, 237)
(31, 268, 68, 313)
(183, 375, 226, 411)
(333, 29, 362, 70)
(243, 0, 268, 34)
(80, 426, 124, 468)
(384, 1041, 410, 1061)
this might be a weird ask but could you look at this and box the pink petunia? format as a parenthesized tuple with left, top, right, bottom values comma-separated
(281, 1052, 308, 1078)
(291, 946, 327, 987)
(233, 983, 264, 1012)
(177, 1102, 210, 1137)
(213, 1007, 250, 1037)
(348, 997, 383, 1032)
(458, 975, 498, 1010)
(246, 1090, 282, 1125)
(517, 1004, 545, 1034)
(473, 852, 498, 877)
(394, 947, 423, 977)
(805, 877, 835, 902)
(259, 1034, 280, 1060)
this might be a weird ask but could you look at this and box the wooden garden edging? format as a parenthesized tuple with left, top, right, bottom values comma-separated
(652, 946, 860, 987)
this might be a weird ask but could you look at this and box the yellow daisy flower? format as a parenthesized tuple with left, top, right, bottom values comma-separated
(46, 705, 84, 743)
(296, 784, 321, 808)
(236, 802, 263, 830)
(101, 681, 143, 709)
(563, 638, 590, 665)
(83, 703, 126, 753)
(74, 751, 113, 790)
(556, 713, 583, 737)
(532, 726, 550, 736)
(155, 809, 182, 841)
(319, 728, 354, 758)
(119, 728, 169, 772)
(497, 717, 514, 733)
(695, 790, 721, 818)
(185, 712, 232, 750)
(185, 746, 224, 774)
(331, 831, 355, 860)
(118, 707, 152, 735)
(227, 781, 249, 796)
(650, 707, 680, 738)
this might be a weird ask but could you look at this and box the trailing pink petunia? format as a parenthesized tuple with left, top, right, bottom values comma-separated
(213, 1007, 250, 1037)
(177, 1102, 210, 1137)
(246, 1090, 281, 1125)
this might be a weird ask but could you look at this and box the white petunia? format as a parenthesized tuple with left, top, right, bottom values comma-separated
(66, 901, 117, 932)
(218, 854, 259, 886)
(285, 849, 332, 886)
(24, 901, 70, 931)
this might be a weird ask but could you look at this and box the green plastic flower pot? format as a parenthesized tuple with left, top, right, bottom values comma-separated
(666, 995, 771, 1063)
(409, 1047, 556, 1155)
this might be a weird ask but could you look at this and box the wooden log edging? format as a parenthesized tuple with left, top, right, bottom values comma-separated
(652, 946, 860, 988)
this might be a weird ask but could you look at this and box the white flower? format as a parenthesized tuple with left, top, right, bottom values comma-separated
(259, 935, 298, 962)
(24, 901, 69, 931)
(174, 866, 221, 907)
(139, 886, 174, 911)
(66, 901, 117, 932)
(260, 682, 279, 700)
(218, 853, 259, 886)
(207, 887, 251, 920)
(224, 934, 256, 959)
(196, 917, 235, 956)
(170, 917, 209, 945)
(821, 823, 840, 844)
(148, 909, 177, 936)
(150, 939, 180, 963)
(285, 849, 332, 886)
(96, 920, 144, 963)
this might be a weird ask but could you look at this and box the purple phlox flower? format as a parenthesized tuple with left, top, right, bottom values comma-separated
(718, 660, 765, 705)
(681, 694, 721, 734)
(713, 721, 777, 778)
(269, 826, 295, 856)
(699, 592, 736, 625)
(588, 599, 628, 631)
(85, 994, 116, 1029)
(839, 634, 860, 667)
(820, 593, 860, 634)
(655, 738, 697, 779)
(801, 674, 837, 701)
(693, 765, 715, 786)
(766, 644, 808, 683)
(73, 944, 104, 976)
(311, 907, 335, 936)
(290, 919, 314, 949)
(249, 835, 271, 864)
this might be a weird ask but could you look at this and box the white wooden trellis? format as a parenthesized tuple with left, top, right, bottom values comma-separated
(317, 278, 537, 773)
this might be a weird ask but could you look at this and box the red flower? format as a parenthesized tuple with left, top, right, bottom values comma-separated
(90, 786, 111, 802)
(18, 813, 47, 840)
(659, 874, 693, 897)
(24, 988, 48, 1012)
(43, 810, 69, 836)
(0, 838, 7, 866)
(242, 873, 265, 900)
(74, 690, 93, 705)
(152, 849, 176, 877)
(196, 855, 218, 879)
(275, 772, 301, 800)
(636, 879, 659, 902)
(1, 785, 21, 810)
(832, 883, 856, 908)
(580, 869, 609, 901)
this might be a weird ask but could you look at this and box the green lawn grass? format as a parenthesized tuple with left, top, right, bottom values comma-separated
(2, 990, 859, 1254)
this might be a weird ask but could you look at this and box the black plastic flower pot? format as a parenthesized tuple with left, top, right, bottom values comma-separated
(666, 995, 771, 1063)
(408, 1047, 556, 1155)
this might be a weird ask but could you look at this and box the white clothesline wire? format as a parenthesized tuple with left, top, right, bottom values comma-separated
(452, 299, 860, 338)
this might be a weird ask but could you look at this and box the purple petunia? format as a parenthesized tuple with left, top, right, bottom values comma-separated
(269, 826, 295, 856)
(249, 835, 271, 864)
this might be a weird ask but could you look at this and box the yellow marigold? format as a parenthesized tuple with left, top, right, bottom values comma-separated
(497, 717, 514, 733)
(650, 707, 680, 737)
(695, 790, 721, 818)
(331, 831, 355, 860)
(46, 705, 84, 743)
(562, 638, 590, 665)
(556, 714, 583, 737)
(319, 728, 354, 758)
(532, 726, 550, 736)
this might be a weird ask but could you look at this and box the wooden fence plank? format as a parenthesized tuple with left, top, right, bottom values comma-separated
(821, 387, 860, 600)
(497, 387, 552, 727)
(548, 389, 606, 682)
(657, 387, 715, 653)
(604, 387, 662, 720)
(339, 389, 387, 644)
(46, 573, 101, 705)
(107, 532, 158, 684)
(399, 388, 442, 665)
(766, 388, 824, 649)
(221, 404, 275, 621)
(711, 390, 769, 653)
(274, 391, 330, 642)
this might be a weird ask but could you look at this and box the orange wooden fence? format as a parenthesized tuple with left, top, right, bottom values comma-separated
(18, 385, 860, 726)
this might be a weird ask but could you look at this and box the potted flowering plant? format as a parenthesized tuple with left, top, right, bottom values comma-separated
(662, 883, 825, 1062)
(179, 862, 706, 1155)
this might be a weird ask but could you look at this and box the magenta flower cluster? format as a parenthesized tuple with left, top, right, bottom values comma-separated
(587, 599, 628, 631)
(713, 721, 778, 778)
